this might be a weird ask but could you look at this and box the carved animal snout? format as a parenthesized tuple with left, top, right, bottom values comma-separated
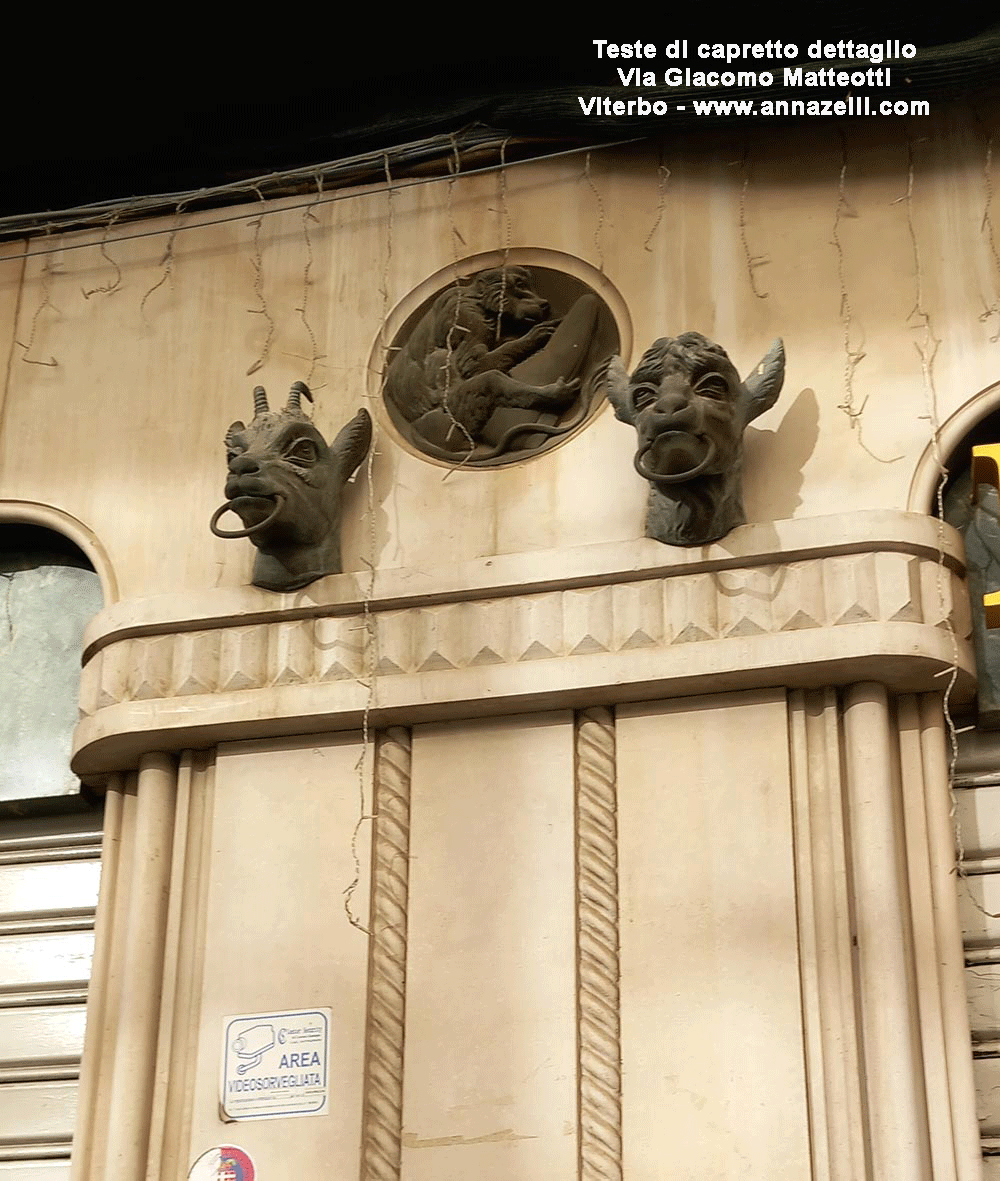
(508, 294, 550, 327)
(636, 376, 702, 437)
(228, 453, 261, 477)
(631, 374, 722, 486)
(645, 391, 698, 430)
(224, 453, 272, 501)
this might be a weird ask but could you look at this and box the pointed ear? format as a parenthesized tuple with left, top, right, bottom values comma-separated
(604, 355, 636, 424)
(743, 338, 785, 423)
(332, 408, 373, 480)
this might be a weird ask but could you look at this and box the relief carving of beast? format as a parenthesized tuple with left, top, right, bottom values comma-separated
(210, 382, 372, 591)
(385, 266, 603, 464)
(606, 332, 785, 545)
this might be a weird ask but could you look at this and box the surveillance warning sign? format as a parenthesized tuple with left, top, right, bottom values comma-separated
(221, 1008, 331, 1120)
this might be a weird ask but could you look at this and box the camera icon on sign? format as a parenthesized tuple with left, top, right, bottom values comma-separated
(231, 1024, 274, 1074)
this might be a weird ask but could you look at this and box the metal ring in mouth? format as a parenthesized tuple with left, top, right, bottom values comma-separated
(633, 436, 718, 484)
(210, 494, 285, 538)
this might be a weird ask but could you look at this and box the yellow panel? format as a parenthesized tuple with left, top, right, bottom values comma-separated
(973, 443, 1000, 500)
(972, 446, 1000, 628)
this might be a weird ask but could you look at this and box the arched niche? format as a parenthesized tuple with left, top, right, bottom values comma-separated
(0, 508, 108, 812)
(908, 378, 1000, 513)
(910, 380, 1000, 727)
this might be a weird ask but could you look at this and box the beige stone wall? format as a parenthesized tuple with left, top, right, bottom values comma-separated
(2, 110, 999, 601)
(4, 106, 996, 1180)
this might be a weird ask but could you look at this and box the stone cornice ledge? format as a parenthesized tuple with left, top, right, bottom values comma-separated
(72, 511, 975, 780)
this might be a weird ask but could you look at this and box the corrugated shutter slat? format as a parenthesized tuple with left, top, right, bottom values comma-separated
(0, 815, 101, 1174)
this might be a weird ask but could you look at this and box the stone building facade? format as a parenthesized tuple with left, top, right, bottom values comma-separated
(2, 108, 1000, 1179)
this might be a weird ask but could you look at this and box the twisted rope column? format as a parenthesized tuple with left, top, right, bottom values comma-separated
(575, 707, 623, 1181)
(362, 727, 412, 1181)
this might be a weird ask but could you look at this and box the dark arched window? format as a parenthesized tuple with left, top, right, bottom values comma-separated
(0, 523, 103, 812)
(0, 522, 105, 1166)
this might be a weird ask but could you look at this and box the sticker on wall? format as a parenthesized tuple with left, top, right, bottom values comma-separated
(188, 1145, 256, 1180)
(221, 1008, 331, 1120)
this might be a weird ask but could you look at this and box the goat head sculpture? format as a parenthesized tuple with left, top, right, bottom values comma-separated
(211, 381, 372, 591)
(606, 332, 785, 545)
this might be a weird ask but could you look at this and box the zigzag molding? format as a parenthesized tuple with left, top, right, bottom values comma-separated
(79, 551, 968, 712)
(72, 516, 976, 777)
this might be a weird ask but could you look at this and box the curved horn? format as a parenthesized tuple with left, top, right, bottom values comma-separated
(252, 386, 269, 415)
(331, 407, 373, 479)
(743, 338, 785, 423)
(286, 381, 314, 413)
(604, 355, 637, 425)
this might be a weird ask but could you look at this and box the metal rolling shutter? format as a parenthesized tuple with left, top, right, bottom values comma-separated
(955, 733, 1000, 1175)
(0, 811, 101, 1179)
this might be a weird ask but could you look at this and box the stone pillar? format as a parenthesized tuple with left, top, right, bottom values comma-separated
(70, 755, 180, 1181)
(788, 688, 868, 1181)
(843, 683, 933, 1180)
(900, 694, 983, 1181)
(575, 706, 622, 1181)
(70, 773, 129, 1181)
(361, 727, 413, 1181)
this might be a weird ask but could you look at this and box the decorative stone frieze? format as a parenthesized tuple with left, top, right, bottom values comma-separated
(72, 511, 974, 779)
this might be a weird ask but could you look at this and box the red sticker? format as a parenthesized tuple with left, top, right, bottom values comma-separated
(188, 1145, 256, 1181)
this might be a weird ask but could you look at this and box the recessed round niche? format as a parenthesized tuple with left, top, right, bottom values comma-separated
(379, 256, 624, 468)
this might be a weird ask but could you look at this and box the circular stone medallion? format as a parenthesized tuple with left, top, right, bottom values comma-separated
(382, 263, 621, 468)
